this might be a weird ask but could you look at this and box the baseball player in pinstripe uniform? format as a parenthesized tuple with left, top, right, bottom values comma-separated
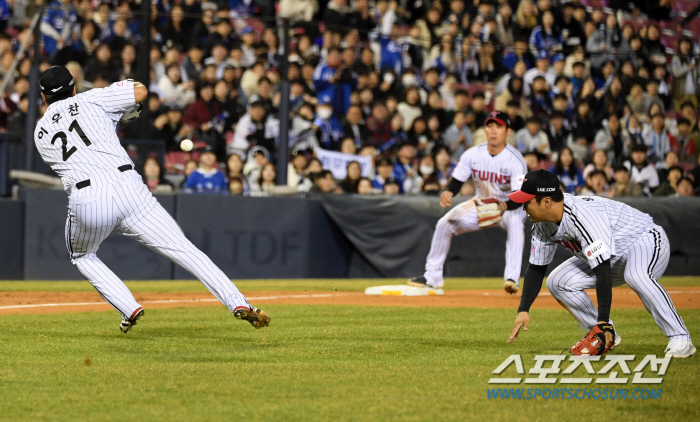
(34, 66, 270, 332)
(408, 111, 528, 294)
(507, 170, 695, 358)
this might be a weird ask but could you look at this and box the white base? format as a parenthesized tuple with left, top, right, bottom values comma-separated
(364, 285, 444, 296)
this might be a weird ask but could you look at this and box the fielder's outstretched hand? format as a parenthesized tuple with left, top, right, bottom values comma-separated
(440, 191, 453, 208)
(508, 312, 530, 343)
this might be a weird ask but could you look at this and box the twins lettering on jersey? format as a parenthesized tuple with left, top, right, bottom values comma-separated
(472, 169, 511, 185)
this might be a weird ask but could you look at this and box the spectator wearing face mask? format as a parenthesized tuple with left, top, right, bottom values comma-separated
(290, 102, 320, 152)
(314, 99, 344, 150)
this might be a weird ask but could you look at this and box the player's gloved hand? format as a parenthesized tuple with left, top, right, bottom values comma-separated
(119, 102, 144, 126)
(570, 323, 616, 356)
(475, 197, 503, 228)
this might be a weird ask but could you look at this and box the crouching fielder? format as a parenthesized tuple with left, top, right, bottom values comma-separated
(507, 169, 694, 358)
(408, 112, 528, 293)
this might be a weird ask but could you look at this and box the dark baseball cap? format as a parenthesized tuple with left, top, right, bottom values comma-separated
(508, 169, 562, 203)
(40, 66, 75, 95)
(484, 111, 511, 129)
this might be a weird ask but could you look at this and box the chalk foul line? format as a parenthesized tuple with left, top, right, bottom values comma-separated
(0, 293, 351, 310)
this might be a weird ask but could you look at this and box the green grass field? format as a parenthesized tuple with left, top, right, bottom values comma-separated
(0, 278, 698, 421)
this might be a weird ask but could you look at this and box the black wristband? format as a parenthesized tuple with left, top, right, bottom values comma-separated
(446, 177, 464, 195)
(518, 264, 548, 313)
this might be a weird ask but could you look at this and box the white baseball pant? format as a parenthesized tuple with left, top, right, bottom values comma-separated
(547, 225, 691, 340)
(423, 198, 526, 286)
(65, 171, 250, 319)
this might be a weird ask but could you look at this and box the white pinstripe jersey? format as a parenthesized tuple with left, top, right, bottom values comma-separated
(529, 194, 655, 268)
(452, 143, 528, 202)
(34, 80, 136, 195)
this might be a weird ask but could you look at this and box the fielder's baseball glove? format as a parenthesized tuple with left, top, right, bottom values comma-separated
(570, 323, 616, 356)
(119, 102, 144, 126)
(475, 197, 503, 228)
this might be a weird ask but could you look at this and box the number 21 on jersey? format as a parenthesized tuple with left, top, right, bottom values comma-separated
(41, 120, 93, 161)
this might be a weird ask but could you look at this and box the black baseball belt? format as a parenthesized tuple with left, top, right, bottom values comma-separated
(76, 164, 133, 189)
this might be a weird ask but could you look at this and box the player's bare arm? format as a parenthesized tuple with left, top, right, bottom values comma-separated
(441, 177, 465, 207)
(508, 263, 547, 342)
(133, 82, 148, 103)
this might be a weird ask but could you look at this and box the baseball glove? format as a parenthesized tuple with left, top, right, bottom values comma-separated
(570, 323, 616, 356)
(475, 197, 503, 228)
(119, 102, 144, 126)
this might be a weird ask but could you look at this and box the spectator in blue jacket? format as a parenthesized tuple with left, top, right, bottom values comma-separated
(372, 157, 394, 190)
(41, 0, 78, 56)
(378, 2, 406, 75)
(0, 0, 11, 33)
(550, 146, 585, 194)
(183, 147, 228, 194)
(528, 10, 562, 58)
(502, 38, 534, 72)
(315, 97, 345, 150)
(313, 47, 354, 118)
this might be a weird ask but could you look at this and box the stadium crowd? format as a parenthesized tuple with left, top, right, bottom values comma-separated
(1, 0, 700, 197)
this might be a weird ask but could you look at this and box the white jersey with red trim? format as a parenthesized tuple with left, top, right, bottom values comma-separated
(452, 143, 528, 201)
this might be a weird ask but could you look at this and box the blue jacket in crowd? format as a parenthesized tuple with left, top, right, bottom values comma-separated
(183, 168, 228, 194)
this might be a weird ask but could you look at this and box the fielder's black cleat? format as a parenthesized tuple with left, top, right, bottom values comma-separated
(120, 308, 144, 333)
(408, 276, 433, 288)
(234, 305, 270, 329)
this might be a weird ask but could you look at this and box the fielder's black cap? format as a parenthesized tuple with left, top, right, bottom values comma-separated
(509, 169, 561, 203)
(40, 66, 75, 95)
(484, 111, 511, 129)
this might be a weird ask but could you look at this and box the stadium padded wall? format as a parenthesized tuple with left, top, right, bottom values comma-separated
(22, 188, 176, 280)
(0, 198, 24, 279)
(10, 188, 700, 280)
